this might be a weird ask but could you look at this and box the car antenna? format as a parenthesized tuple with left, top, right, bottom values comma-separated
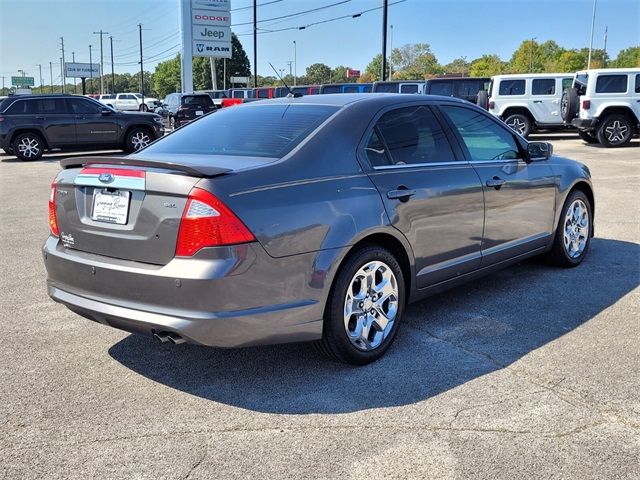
(269, 62, 302, 98)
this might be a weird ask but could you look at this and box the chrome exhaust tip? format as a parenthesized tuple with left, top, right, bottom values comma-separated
(168, 333, 186, 345)
(153, 332, 171, 343)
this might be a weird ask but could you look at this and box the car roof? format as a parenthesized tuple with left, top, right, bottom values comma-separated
(246, 93, 469, 108)
(491, 73, 573, 79)
(575, 67, 640, 74)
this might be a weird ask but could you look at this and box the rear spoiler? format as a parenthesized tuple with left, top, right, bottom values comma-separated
(60, 156, 232, 178)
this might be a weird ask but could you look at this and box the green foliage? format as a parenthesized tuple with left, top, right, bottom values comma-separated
(153, 54, 182, 98)
(306, 63, 331, 84)
(469, 54, 506, 77)
(364, 54, 388, 82)
(390, 43, 441, 79)
(610, 47, 640, 67)
(443, 57, 471, 75)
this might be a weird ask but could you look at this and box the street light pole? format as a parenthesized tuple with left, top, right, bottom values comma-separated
(381, 0, 388, 81)
(93, 29, 109, 94)
(389, 24, 394, 78)
(138, 24, 144, 106)
(37, 64, 43, 93)
(293, 41, 297, 86)
(49, 62, 53, 93)
(253, 0, 258, 88)
(587, 0, 597, 68)
(109, 36, 115, 94)
(72, 52, 76, 94)
(529, 37, 536, 72)
(89, 45, 93, 94)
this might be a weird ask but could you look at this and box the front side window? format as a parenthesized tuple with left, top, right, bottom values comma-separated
(141, 104, 338, 158)
(70, 98, 102, 114)
(636, 74, 640, 94)
(532, 78, 556, 95)
(372, 105, 456, 166)
(440, 105, 520, 161)
(364, 129, 389, 167)
(595, 74, 628, 93)
(429, 82, 453, 96)
(498, 79, 525, 95)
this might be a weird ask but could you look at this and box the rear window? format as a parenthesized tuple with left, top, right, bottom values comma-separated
(141, 104, 339, 158)
(458, 80, 485, 97)
(321, 85, 342, 94)
(400, 84, 420, 94)
(595, 74, 627, 93)
(428, 82, 453, 96)
(532, 78, 556, 95)
(181, 95, 214, 107)
(373, 83, 398, 93)
(498, 79, 525, 95)
(255, 89, 270, 99)
(343, 85, 360, 93)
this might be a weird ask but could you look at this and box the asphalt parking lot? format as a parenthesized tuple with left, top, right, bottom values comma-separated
(1, 134, 638, 479)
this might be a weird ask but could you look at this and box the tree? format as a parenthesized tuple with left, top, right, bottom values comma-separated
(306, 63, 331, 84)
(509, 40, 564, 73)
(390, 43, 441, 78)
(610, 47, 640, 67)
(331, 65, 357, 83)
(553, 49, 588, 72)
(364, 54, 388, 82)
(443, 57, 470, 75)
(153, 55, 181, 98)
(469, 54, 506, 77)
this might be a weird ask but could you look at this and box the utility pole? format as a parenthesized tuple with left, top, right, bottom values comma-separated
(138, 24, 144, 106)
(389, 24, 394, 78)
(381, 0, 388, 81)
(603, 26, 608, 68)
(59, 57, 63, 92)
(37, 64, 43, 93)
(223, 59, 227, 90)
(60, 36, 66, 93)
(210, 58, 217, 90)
(587, 0, 597, 68)
(286, 61, 292, 78)
(529, 37, 536, 72)
(253, 0, 257, 88)
(49, 62, 53, 93)
(72, 52, 76, 93)
(93, 29, 109, 94)
(293, 41, 297, 86)
(89, 45, 93, 94)
(109, 36, 115, 94)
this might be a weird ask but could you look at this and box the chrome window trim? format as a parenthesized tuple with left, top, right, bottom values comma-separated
(372, 158, 524, 170)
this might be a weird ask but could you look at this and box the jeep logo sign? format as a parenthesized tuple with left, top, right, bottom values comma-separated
(193, 25, 230, 40)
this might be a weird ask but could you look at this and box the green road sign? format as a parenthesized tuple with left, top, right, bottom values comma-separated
(11, 76, 35, 87)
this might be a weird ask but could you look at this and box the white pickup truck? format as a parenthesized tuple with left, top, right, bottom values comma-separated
(99, 93, 160, 112)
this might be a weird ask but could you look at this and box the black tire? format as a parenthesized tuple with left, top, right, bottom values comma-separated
(1, 147, 14, 155)
(504, 113, 532, 137)
(319, 246, 405, 365)
(596, 114, 633, 148)
(139, 103, 149, 112)
(124, 127, 153, 153)
(577, 130, 599, 144)
(561, 88, 579, 122)
(476, 90, 489, 110)
(547, 190, 592, 268)
(12, 132, 44, 161)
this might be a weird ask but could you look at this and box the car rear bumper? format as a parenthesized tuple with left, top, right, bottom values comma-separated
(43, 236, 326, 347)
(571, 118, 598, 130)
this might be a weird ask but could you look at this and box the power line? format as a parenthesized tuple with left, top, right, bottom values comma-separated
(232, 0, 352, 27)
(231, 0, 283, 11)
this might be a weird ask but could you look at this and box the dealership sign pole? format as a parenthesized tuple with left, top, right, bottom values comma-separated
(181, 0, 232, 94)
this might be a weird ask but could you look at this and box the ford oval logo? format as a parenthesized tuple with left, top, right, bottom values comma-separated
(98, 173, 114, 183)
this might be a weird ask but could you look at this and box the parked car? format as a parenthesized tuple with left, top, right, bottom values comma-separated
(253, 86, 288, 99)
(320, 83, 372, 94)
(0, 94, 164, 160)
(110, 92, 161, 112)
(161, 93, 216, 128)
(561, 68, 640, 147)
(97, 94, 117, 107)
(229, 88, 255, 99)
(291, 85, 321, 96)
(372, 81, 425, 94)
(198, 89, 229, 108)
(424, 77, 490, 104)
(483, 73, 574, 137)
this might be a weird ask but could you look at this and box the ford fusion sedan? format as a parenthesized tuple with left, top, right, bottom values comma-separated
(43, 94, 594, 365)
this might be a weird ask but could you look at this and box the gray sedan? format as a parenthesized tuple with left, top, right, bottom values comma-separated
(43, 94, 594, 365)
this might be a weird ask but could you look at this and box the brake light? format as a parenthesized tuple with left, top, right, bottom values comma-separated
(582, 100, 591, 110)
(49, 183, 59, 237)
(176, 188, 255, 256)
(488, 101, 495, 110)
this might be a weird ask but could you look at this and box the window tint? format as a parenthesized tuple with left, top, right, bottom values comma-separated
(343, 85, 360, 93)
(458, 80, 484, 97)
(636, 75, 640, 94)
(441, 105, 520, 161)
(400, 84, 419, 94)
(429, 81, 453, 96)
(142, 104, 338, 158)
(321, 85, 341, 94)
(37, 98, 68, 114)
(498, 79, 525, 95)
(374, 83, 398, 93)
(182, 95, 214, 107)
(363, 85, 372, 93)
(596, 74, 627, 93)
(292, 87, 307, 95)
(6, 100, 33, 114)
(70, 98, 102, 114)
(562, 78, 573, 91)
(232, 90, 244, 98)
(532, 78, 556, 95)
(310, 87, 320, 95)
(364, 129, 389, 167)
(375, 105, 455, 165)
(256, 89, 269, 98)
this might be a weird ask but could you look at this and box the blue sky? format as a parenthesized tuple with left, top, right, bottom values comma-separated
(0, 0, 638, 86)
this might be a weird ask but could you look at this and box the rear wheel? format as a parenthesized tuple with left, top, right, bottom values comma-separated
(13, 132, 44, 161)
(319, 246, 405, 365)
(124, 127, 152, 152)
(596, 114, 633, 148)
(139, 103, 149, 112)
(504, 113, 531, 137)
(577, 130, 599, 144)
(547, 190, 592, 268)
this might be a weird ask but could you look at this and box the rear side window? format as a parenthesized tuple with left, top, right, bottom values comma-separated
(636, 75, 640, 93)
(6, 100, 34, 114)
(532, 78, 556, 95)
(141, 104, 338, 158)
(321, 85, 341, 94)
(498, 79, 525, 95)
(429, 82, 453, 96)
(37, 98, 68, 113)
(343, 85, 360, 93)
(562, 78, 573, 91)
(373, 105, 456, 166)
(362, 85, 372, 93)
(374, 83, 398, 93)
(364, 129, 388, 167)
(256, 89, 270, 99)
(400, 84, 419, 94)
(440, 105, 519, 161)
(595, 74, 628, 93)
(232, 91, 244, 98)
(310, 87, 320, 95)
(458, 80, 484, 97)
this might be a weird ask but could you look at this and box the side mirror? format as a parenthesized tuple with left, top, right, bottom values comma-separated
(100, 107, 112, 115)
(527, 141, 553, 161)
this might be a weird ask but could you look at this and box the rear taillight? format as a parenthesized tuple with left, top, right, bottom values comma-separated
(582, 100, 591, 110)
(488, 101, 495, 110)
(175, 188, 255, 256)
(49, 183, 59, 237)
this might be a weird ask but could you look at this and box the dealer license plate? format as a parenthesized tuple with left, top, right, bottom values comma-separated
(195, 110, 204, 116)
(91, 190, 130, 225)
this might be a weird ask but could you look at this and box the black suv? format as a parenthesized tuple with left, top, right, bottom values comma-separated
(424, 77, 490, 104)
(160, 93, 216, 128)
(0, 94, 165, 160)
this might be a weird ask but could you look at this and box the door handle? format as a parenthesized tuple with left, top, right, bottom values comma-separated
(533, 100, 542, 103)
(486, 177, 506, 189)
(35, 116, 45, 120)
(387, 188, 416, 201)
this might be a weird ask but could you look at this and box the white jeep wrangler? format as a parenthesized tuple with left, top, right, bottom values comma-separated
(483, 73, 574, 137)
(561, 68, 640, 147)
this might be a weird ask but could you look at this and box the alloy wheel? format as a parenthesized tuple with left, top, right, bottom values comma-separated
(563, 199, 589, 259)
(506, 117, 527, 135)
(343, 260, 399, 351)
(131, 131, 151, 150)
(604, 120, 629, 143)
(17, 137, 41, 159)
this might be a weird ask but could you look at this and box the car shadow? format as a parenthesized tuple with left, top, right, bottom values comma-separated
(108, 238, 639, 414)
(0, 150, 124, 163)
